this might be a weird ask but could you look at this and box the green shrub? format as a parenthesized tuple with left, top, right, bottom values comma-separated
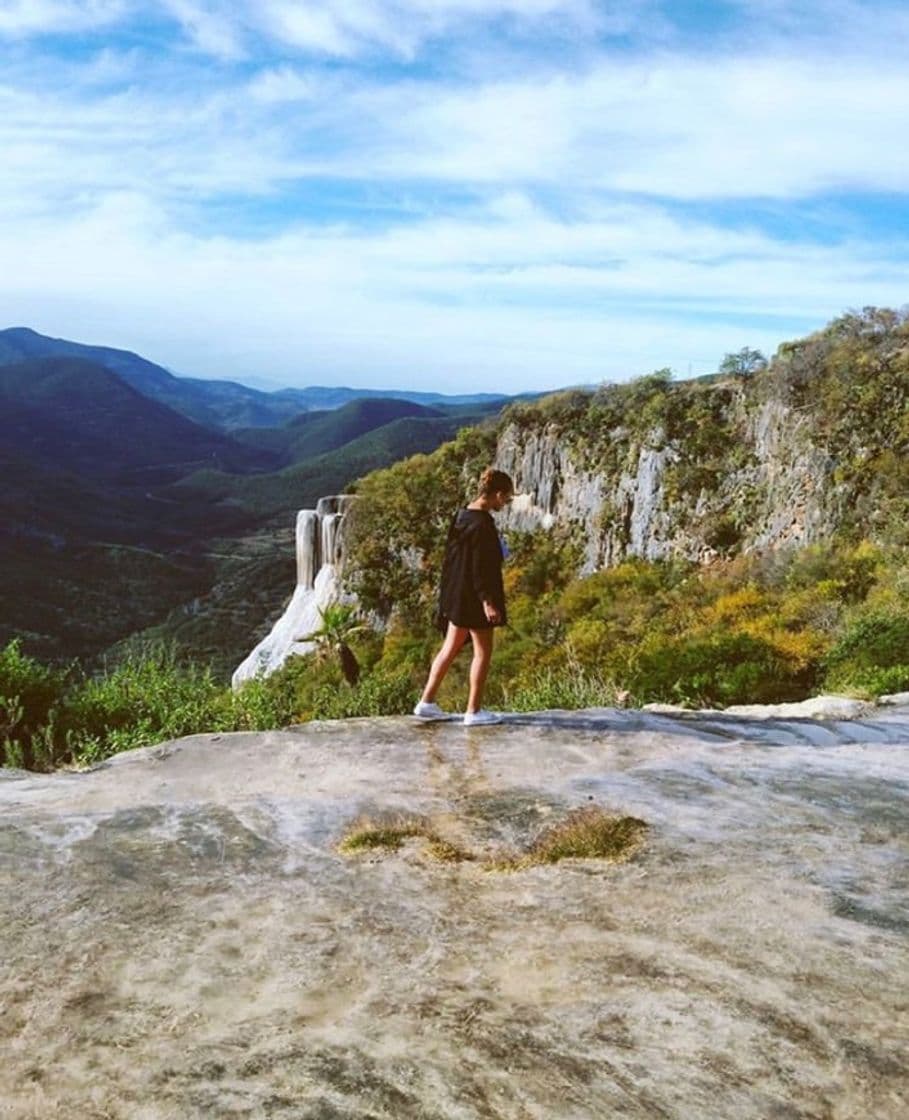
(836, 664, 909, 697)
(782, 541, 882, 602)
(504, 663, 626, 712)
(0, 640, 70, 769)
(228, 663, 308, 731)
(0, 640, 311, 771)
(309, 665, 416, 720)
(626, 631, 808, 707)
(54, 647, 232, 764)
(825, 610, 909, 668)
(823, 610, 909, 695)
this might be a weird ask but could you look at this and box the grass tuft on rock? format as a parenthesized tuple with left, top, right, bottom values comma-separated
(339, 813, 472, 862)
(492, 808, 648, 871)
(339, 806, 646, 870)
(339, 814, 428, 852)
(424, 837, 475, 863)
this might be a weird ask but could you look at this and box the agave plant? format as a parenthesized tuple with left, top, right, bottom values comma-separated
(299, 603, 368, 686)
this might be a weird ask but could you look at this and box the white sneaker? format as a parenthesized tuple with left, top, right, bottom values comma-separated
(463, 709, 501, 726)
(413, 701, 448, 720)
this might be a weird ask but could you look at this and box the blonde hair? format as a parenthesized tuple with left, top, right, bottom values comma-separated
(478, 468, 514, 498)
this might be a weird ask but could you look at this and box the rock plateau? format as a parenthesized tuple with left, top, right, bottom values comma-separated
(2, 706, 907, 1118)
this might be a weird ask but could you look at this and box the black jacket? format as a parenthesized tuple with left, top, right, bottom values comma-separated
(436, 508, 506, 631)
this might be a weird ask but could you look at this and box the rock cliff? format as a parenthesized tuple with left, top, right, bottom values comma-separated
(496, 382, 844, 573)
(494, 307, 909, 571)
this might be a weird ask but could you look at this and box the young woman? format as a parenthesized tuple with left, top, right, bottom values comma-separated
(414, 468, 514, 725)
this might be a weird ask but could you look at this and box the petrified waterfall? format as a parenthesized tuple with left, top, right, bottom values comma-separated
(232, 496, 354, 688)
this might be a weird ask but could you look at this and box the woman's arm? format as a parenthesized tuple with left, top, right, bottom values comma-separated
(470, 518, 505, 623)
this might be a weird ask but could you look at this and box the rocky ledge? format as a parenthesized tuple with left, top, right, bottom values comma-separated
(2, 705, 908, 1119)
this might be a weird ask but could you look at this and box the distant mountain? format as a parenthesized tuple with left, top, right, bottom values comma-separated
(0, 356, 276, 484)
(0, 328, 300, 430)
(275, 385, 510, 410)
(0, 328, 514, 431)
(0, 354, 287, 660)
(176, 411, 493, 518)
(0, 327, 178, 398)
(232, 397, 446, 463)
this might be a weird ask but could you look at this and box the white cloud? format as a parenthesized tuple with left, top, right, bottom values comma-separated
(145, 1, 909, 64)
(257, 2, 366, 58)
(6, 7, 909, 204)
(728, 0, 909, 49)
(251, 0, 607, 59)
(361, 54, 909, 199)
(3, 1, 908, 390)
(247, 65, 322, 104)
(12, 46, 905, 211)
(1, 185, 904, 390)
(0, 0, 126, 36)
(160, 0, 246, 59)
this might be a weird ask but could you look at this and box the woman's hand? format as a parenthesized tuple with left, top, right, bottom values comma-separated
(483, 600, 501, 624)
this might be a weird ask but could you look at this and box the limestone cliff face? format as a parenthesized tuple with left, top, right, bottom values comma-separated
(496, 381, 848, 571)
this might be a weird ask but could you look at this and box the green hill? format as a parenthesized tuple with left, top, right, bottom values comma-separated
(0, 356, 276, 483)
(232, 397, 445, 463)
(0, 446, 235, 662)
(0, 350, 507, 667)
(177, 413, 486, 517)
(0, 358, 279, 662)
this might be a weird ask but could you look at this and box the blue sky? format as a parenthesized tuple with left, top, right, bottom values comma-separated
(1, 0, 908, 392)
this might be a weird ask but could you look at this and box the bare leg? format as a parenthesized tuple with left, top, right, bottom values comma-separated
(421, 623, 469, 703)
(466, 627, 495, 714)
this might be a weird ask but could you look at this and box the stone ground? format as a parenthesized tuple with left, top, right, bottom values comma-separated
(1, 707, 907, 1119)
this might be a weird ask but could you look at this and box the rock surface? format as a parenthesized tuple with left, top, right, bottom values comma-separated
(644, 694, 876, 721)
(2, 707, 908, 1118)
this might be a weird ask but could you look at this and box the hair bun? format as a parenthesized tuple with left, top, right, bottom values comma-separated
(478, 468, 514, 497)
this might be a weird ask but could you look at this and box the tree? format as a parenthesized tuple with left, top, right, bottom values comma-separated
(719, 347, 768, 377)
(299, 603, 368, 686)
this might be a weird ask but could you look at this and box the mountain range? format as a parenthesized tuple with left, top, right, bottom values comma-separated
(0, 327, 508, 431)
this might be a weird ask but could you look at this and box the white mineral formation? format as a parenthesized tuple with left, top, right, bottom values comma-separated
(231, 496, 354, 688)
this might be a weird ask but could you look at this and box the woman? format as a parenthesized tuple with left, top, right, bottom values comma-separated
(414, 468, 514, 725)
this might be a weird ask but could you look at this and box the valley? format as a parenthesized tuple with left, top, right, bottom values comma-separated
(0, 328, 513, 672)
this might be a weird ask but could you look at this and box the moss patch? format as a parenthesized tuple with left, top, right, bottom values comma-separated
(531, 808, 648, 864)
(339, 814, 472, 863)
(490, 808, 648, 871)
(424, 837, 475, 864)
(339, 807, 646, 871)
